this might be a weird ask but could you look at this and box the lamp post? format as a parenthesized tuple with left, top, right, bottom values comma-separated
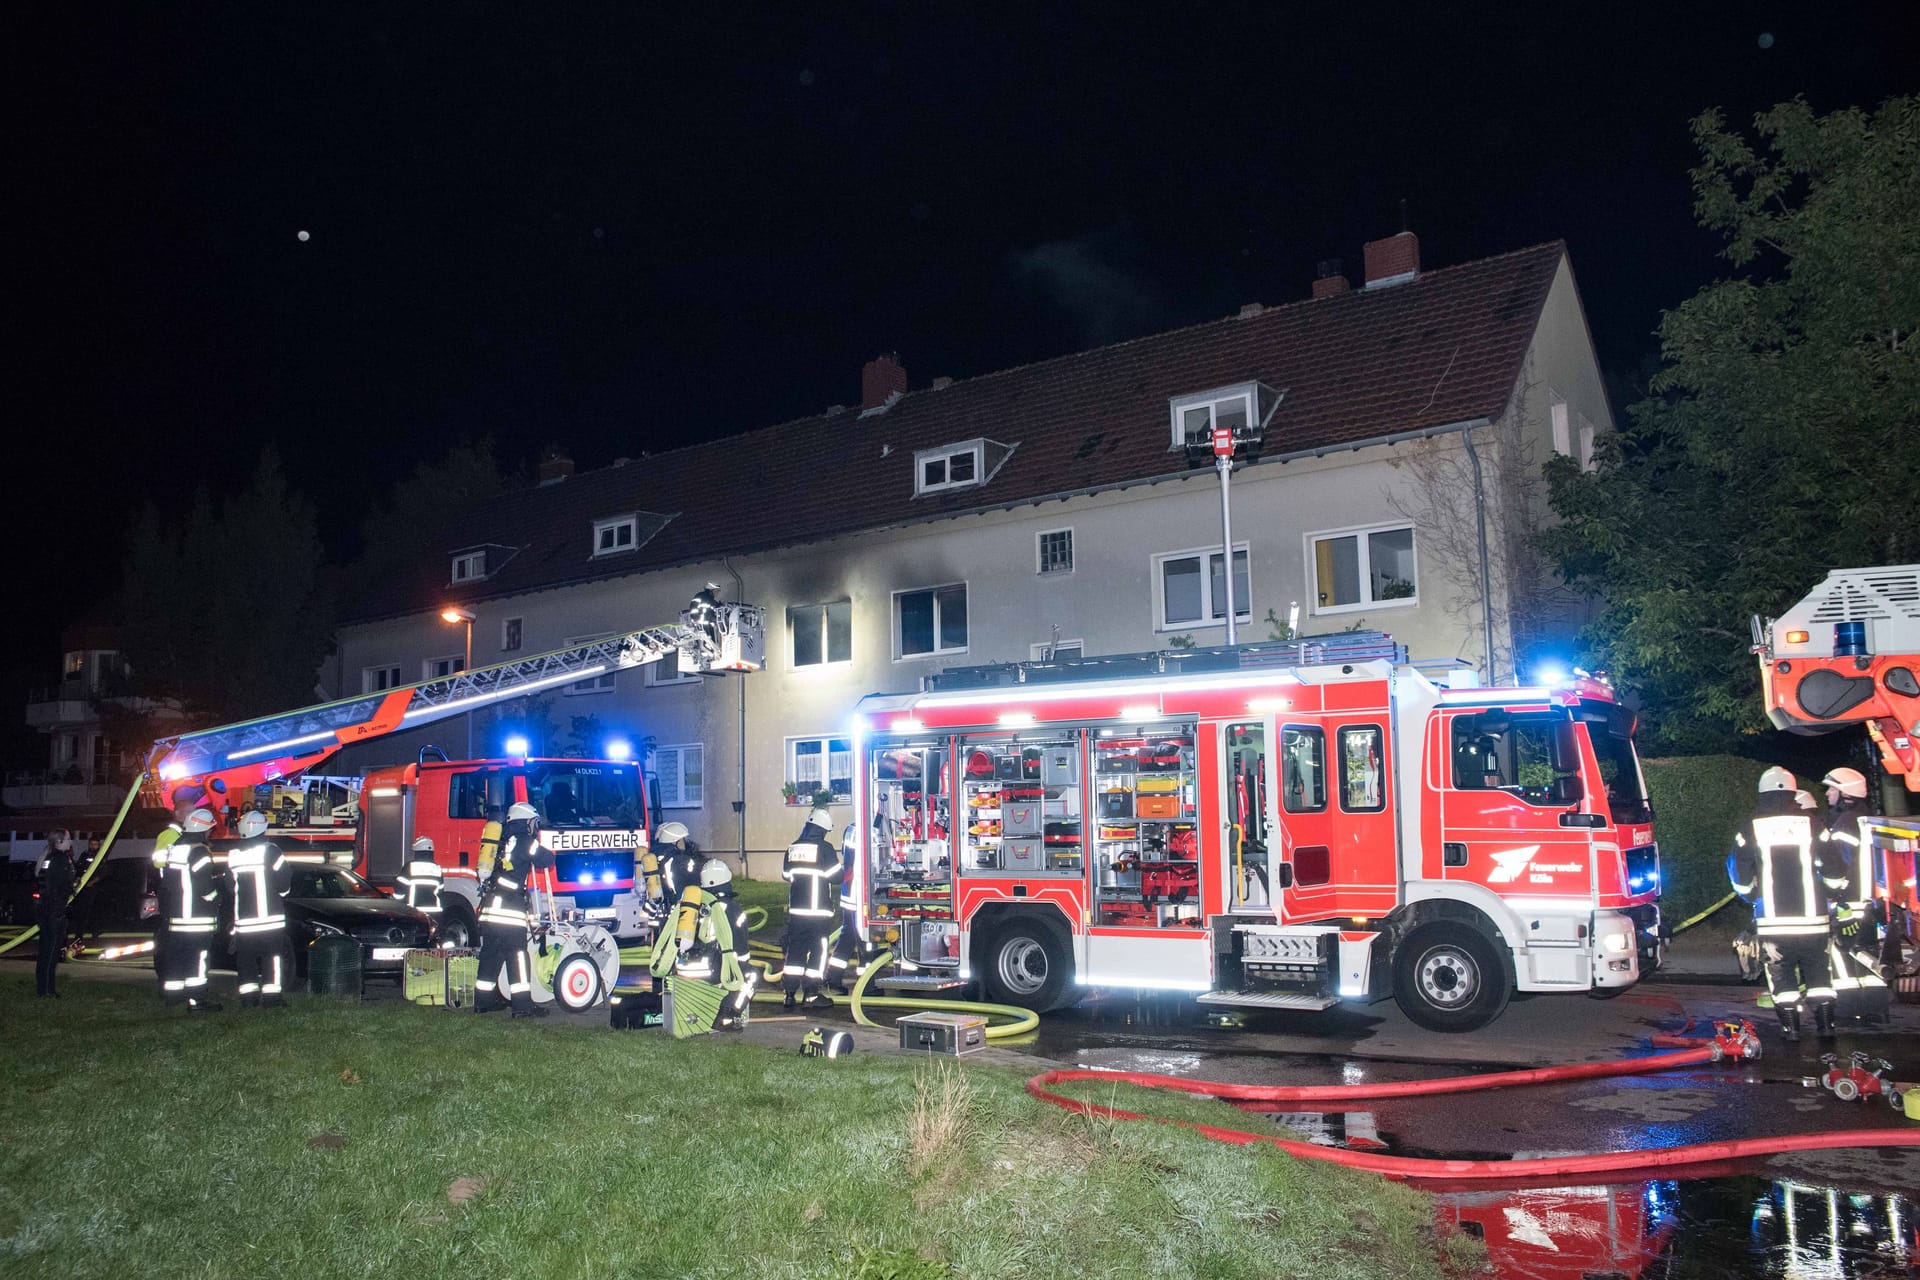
(440, 607, 476, 757)
(1211, 426, 1239, 645)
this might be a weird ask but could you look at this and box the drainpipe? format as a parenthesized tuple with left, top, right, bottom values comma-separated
(723, 557, 747, 878)
(1460, 424, 1496, 684)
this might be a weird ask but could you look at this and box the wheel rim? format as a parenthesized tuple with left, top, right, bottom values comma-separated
(558, 958, 597, 1010)
(442, 918, 472, 947)
(997, 937, 1049, 997)
(1414, 943, 1481, 1010)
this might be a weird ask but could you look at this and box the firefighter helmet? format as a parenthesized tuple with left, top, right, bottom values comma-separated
(236, 811, 269, 839)
(411, 836, 435, 854)
(1758, 766, 1797, 793)
(1822, 767, 1868, 799)
(699, 858, 732, 889)
(184, 808, 217, 833)
(805, 806, 833, 832)
(507, 802, 540, 823)
(1795, 789, 1817, 810)
(656, 821, 690, 846)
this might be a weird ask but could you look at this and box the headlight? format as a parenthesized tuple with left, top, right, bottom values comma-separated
(1600, 930, 1632, 955)
(309, 920, 346, 937)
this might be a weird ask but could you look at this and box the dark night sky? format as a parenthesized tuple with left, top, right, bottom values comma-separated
(8, 3, 1915, 760)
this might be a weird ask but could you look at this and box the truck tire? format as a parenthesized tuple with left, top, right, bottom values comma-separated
(979, 920, 1070, 1012)
(437, 898, 479, 949)
(1392, 922, 1511, 1033)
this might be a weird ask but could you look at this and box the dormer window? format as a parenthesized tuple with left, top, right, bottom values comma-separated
(1169, 381, 1281, 452)
(450, 550, 487, 583)
(594, 515, 638, 556)
(914, 438, 1015, 497)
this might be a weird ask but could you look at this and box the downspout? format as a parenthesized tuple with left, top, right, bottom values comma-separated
(1460, 424, 1496, 684)
(723, 556, 748, 878)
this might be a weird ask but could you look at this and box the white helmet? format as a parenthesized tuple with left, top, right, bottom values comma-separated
(699, 858, 732, 889)
(412, 836, 435, 854)
(1822, 767, 1868, 799)
(507, 802, 540, 823)
(656, 821, 690, 845)
(236, 812, 269, 839)
(184, 808, 217, 833)
(1758, 766, 1797, 793)
(806, 806, 834, 831)
(1794, 789, 1817, 810)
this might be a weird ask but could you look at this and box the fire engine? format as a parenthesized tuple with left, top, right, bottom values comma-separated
(142, 595, 765, 944)
(850, 631, 1660, 1031)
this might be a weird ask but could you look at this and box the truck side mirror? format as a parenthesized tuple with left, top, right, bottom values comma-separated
(1549, 775, 1584, 806)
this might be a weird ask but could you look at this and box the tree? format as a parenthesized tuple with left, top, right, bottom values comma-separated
(117, 451, 336, 725)
(350, 438, 516, 595)
(1544, 95, 1918, 753)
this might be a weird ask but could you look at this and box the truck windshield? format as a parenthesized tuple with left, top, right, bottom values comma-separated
(1581, 703, 1652, 826)
(526, 763, 642, 828)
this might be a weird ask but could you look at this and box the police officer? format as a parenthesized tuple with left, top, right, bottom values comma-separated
(1816, 766, 1889, 1018)
(34, 830, 76, 997)
(656, 822, 701, 904)
(397, 837, 445, 920)
(158, 808, 222, 1011)
(782, 807, 840, 1009)
(474, 802, 554, 1018)
(1729, 767, 1834, 1041)
(827, 823, 862, 994)
(227, 812, 292, 1008)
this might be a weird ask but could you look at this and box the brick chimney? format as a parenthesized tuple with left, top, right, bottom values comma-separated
(1311, 257, 1350, 300)
(1362, 232, 1420, 288)
(537, 447, 574, 486)
(861, 353, 908, 410)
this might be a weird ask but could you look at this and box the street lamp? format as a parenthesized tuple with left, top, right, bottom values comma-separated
(439, 607, 475, 756)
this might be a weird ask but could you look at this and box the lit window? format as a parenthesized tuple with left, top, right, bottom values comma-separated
(451, 551, 487, 583)
(787, 736, 854, 801)
(63, 652, 84, 678)
(1168, 384, 1256, 451)
(424, 655, 466, 680)
(362, 665, 403, 693)
(896, 584, 968, 658)
(1308, 524, 1417, 612)
(502, 617, 523, 652)
(593, 516, 638, 556)
(791, 601, 853, 667)
(1153, 546, 1250, 629)
(652, 744, 704, 809)
(1037, 529, 1074, 574)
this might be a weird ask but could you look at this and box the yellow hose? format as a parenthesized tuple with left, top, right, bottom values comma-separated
(0, 777, 144, 958)
(1672, 891, 1738, 933)
(746, 947, 1039, 1040)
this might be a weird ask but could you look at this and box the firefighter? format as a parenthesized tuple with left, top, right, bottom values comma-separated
(1816, 766, 1890, 1018)
(646, 856, 751, 1031)
(474, 802, 554, 1018)
(782, 807, 839, 1009)
(656, 821, 701, 903)
(1728, 767, 1834, 1041)
(687, 583, 723, 650)
(158, 808, 222, 1011)
(636, 834, 668, 924)
(33, 830, 76, 997)
(397, 836, 445, 919)
(227, 812, 292, 1008)
(827, 822, 863, 994)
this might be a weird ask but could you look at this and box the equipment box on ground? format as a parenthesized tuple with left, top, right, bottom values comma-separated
(897, 1010, 987, 1056)
(405, 948, 479, 1008)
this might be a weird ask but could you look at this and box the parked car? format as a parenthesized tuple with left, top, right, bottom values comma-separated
(214, 862, 435, 979)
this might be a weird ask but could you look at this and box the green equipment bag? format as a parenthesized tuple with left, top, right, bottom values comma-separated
(664, 976, 726, 1038)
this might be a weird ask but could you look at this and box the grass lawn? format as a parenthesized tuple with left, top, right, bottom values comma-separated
(0, 976, 1466, 1279)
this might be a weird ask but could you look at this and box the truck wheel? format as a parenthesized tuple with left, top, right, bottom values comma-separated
(979, 921, 1070, 1012)
(437, 899, 479, 949)
(1393, 922, 1510, 1033)
(554, 951, 603, 1011)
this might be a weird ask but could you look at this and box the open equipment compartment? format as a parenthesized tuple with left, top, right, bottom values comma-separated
(866, 738, 959, 970)
(1092, 723, 1200, 928)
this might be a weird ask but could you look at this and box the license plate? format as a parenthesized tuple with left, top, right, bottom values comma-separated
(371, 947, 408, 961)
(584, 907, 617, 920)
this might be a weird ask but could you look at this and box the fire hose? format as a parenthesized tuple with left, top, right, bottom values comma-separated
(745, 944, 1040, 1039)
(1025, 1022, 1920, 1182)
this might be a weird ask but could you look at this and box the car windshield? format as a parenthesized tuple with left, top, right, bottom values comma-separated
(288, 867, 389, 900)
(526, 762, 642, 828)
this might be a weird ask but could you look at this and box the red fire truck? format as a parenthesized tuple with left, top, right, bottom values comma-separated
(850, 632, 1660, 1030)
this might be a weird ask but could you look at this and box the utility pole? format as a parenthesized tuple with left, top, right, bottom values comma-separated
(1213, 426, 1238, 644)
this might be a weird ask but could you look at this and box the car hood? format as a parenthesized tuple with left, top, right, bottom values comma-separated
(287, 897, 430, 926)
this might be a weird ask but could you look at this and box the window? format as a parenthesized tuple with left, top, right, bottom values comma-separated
(646, 655, 700, 686)
(451, 550, 486, 583)
(1577, 422, 1596, 473)
(1308, 523, 1417, 612)
(1280, 726, 1327, 813)
(1338, 725, 1386, 812)
(593, 515, 638, 556)
(423, 655, 466, 680)
(564, 634, 616, 694)
(1168, 383, 1255, 451)
(362, 665, 403, 693)
(652, 744, 703, 809)
(502, 617, 523, 652)
(1037, 528, 1074, 574)
(896, 584, 968, 658)
(63, 652, 83, 678)
(1450, 711, 1578, 806)
(1550, 400, 1572, 456)
(1031, 640, 1083, 662)
(916, 443, 982, 495)
(788, 736, 854, 800)
(448, 770, 512, 821)
(790, 601, 853, 668)
(1154, 545, 1251, 629)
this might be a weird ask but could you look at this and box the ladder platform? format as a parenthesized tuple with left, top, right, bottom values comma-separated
(1197, 989, 1339, 1012)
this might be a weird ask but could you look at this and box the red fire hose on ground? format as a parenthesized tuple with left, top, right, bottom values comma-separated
(1025, 1023, 1920, 1182)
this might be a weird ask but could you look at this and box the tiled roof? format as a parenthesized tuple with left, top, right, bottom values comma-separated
(343, 241, 1566, 623)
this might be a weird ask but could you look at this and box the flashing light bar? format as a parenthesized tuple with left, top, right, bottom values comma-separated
(920, 667, 1304, 711)
(1247, 696, 1292, 712)
(999, 712, 1037, 728)
(504, 735, 531, 756)
(605, 739, 633, 761)
(1119, 704, 1158, 720)
(892, 717, 924, 733)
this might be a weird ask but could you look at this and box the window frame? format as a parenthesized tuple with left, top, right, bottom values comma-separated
(562, 633, 618, 695)
(651, 743, 704, 810)
(361, 664, 404, 693)
(501, 617, 523, 652)
(914, 441, 986, 496)
(1030, 639, 1084, 662)
(1151, 542, 1253, 632)
(1336, 723, 1387, 814)
(592, 515, 639, 558)
(423, 654, 467, 681)
(1303, 521, 1420, 616)
(1167, 382, 1258, 452)
(892, 582, 970, 661)
(1279, 724, 1329, 814)
(789, 600, 854, 670)
(645, 654, 701, 686)
(1036, 527, 1075, 575)
(450, 550, 487, 583)
(785, 734, 855, 803)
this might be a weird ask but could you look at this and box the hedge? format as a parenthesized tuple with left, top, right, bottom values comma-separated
(1641, 754, 1771, 923)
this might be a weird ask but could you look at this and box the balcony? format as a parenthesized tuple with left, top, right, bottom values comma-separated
(24, 680, 177, 731)
(2, 769, 131, 812)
